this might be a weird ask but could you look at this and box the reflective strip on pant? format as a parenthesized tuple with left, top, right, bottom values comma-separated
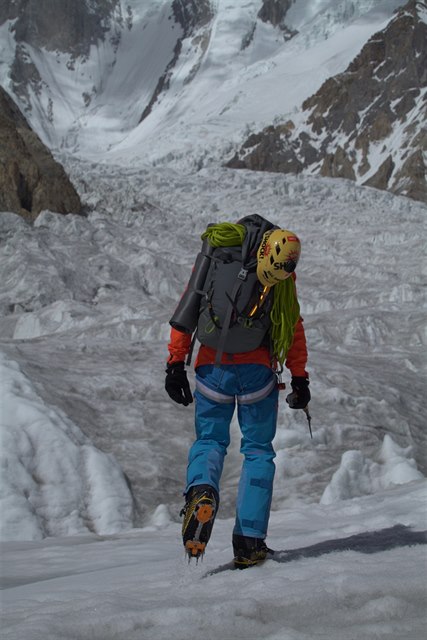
(195, 378, 235, 404)
(237, 376, 277, 405)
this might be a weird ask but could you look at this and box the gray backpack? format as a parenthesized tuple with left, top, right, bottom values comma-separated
(197, 247, 271, 360)
(197, 215, 274, 364)
(169, 214, 275, 365)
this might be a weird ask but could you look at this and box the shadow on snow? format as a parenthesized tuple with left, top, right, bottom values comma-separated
(204, 524, 427, 577)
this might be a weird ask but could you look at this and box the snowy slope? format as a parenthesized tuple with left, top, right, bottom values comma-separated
(0, 351, 134, 539)
(1, 483, 426, 640)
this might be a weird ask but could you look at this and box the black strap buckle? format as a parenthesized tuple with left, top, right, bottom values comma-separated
(238, 268, 248, 280)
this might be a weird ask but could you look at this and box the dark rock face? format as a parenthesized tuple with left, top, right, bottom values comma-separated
(257, 0, 298, 39)
(172, 0, 214, 34)
(2, 0, 124, 109)
(0, 88, 82, 220)
(228, 0, 427, 203)
(1, 0, 122, 56)
(258, 0, 294, 27)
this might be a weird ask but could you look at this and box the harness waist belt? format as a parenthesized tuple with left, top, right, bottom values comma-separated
(195, 375, 276, 405)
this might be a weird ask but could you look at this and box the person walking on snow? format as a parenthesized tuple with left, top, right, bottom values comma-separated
(165, 214, 310, 568)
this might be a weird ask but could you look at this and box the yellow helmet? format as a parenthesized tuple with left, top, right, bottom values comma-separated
(256, 229, 301, 286)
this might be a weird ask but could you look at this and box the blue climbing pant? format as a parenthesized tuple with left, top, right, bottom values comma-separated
(186, 363, 279, 539)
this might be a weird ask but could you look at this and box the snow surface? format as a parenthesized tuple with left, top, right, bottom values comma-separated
(1, 483, 426, 640)
(1, 166, 426, 639)
(1, 1, 427, 638)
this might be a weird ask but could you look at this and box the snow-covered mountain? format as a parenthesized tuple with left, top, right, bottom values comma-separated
(2, 0, 422, 186)
(1, 3, 426, 637)
(229, 0, 427, 202)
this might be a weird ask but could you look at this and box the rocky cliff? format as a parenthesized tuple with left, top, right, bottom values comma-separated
(258, 0, 295, 29)
(227, 0, 427, 203)
(1, 0, 123, 55)
(0, 87, 82, 221)
(257, 0, 298, 40)
(1, 0, 125, 110)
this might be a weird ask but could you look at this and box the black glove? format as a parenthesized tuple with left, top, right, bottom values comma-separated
(286, 376, 310, 410)
(165, 362, 193, 406)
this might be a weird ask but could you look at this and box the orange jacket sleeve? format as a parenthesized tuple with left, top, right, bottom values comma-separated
(285, 273, 308, 378)
(167, 327, 192, 364)
(285, 316, 308, 378)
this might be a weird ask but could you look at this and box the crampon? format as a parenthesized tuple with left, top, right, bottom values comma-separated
(181, 485, 218, 561)
(232, 534, 270, 569)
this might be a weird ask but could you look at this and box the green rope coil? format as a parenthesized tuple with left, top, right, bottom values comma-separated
(200, 222, 299, 366)
(201, 222, 246, 247)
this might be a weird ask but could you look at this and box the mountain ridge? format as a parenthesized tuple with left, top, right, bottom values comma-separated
(227, 0, 427, 202)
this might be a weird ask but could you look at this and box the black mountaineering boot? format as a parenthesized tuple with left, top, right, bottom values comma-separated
(181, 485, 219, 560)
(232, 534, 270, 569)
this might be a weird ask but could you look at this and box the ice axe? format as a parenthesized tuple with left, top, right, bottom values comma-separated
(283, 381, 313, 438)
(303, 405, 313, 439)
